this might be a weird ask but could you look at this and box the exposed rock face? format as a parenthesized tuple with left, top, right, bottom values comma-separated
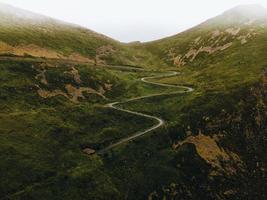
(173, 55, 185, 66)
(167, 27, 257, 67)
(185, 43, 233, 62)
(225, 27, 241, 36)
(157, 70, 267, 200)
(38, 83, 107, 102)
(211, 30, 221, 39)
(34, 64, 111, 102)
(173, 133, 243, 176)
(65, 84, 106, 102)
(64, 67, 82, 84)
(37, 88, 68, 99)
(167, 49, 185, 67)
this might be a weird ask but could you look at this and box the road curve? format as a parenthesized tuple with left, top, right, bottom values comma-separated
(97, 71, 194, 154)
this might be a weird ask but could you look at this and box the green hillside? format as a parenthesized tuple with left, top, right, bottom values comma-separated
(143, 5, 267, 68)
(116, 5, 266, 199)
(0, 4, 266, 200)
(0, 3, 164, 68)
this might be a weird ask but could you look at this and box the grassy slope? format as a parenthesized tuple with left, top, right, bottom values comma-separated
(101, 5, 267, 200)
(109, 70, 266, 200)
(0, 3, 164, 68)
(142, 5, 267, 68)
(0, 4, 266, 200)
(1, 60, 174, 199)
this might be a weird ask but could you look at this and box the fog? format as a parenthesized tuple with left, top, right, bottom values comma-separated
(0, 0, 266, 42)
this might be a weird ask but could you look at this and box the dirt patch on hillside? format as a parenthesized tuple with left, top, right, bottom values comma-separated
(194, 36, 202, 44)
(68, 53, 95, 63)
(225, 27, 241, 36)
(0, 41, 14, 52)
(169, 27, 258, 67)
(167, 49, 186, 67)
(34, 64, 111, 102)
(65, 84, 107, 102)
(237, 32, 255, 44)
(0, 42, 62, 58)
(38, 84, 107, 102)
(173, 133, 243, 176)
(211, 30, 221, 39)
(0, 41, 94, 63)
(37, 88, 68, 99)
(185, 43, 233, 62)
(64, 67, 82, 84)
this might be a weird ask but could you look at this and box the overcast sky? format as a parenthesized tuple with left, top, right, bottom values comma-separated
(0, 0, 266, 42)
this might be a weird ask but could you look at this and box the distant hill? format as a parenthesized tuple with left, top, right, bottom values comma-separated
(0, 3, 163, 67)
(2, 4, 267, 70)
(143, 4, 267, 68)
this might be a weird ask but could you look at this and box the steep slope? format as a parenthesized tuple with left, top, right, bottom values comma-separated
(0, 4, 266, 200)
(0, 3, 111, 62)
(0, 3, 163, 67)
(143, 5, 267, 68)
(100, 5, 267, 200)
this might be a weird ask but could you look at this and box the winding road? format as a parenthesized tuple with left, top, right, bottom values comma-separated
(98, 70, 194, 154)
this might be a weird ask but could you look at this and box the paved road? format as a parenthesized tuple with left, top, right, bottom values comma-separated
(98, 71, 194, 154)
(1, 56, 193, 154)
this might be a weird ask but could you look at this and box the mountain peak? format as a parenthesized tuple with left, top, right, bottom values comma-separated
(223, 4, 267, 19)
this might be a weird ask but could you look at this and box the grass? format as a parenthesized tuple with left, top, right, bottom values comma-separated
(0, 53, 266, 199)
(0, 12, 165, 69)
(0, 59, 165, 199)
(100, 23, 267, 199)
(0, 5, 266, 199)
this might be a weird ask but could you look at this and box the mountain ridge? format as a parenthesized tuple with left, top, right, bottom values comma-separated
(0, 2, 151, 67)
(0, 3, 266, 200)
(1, 3, 267, 69)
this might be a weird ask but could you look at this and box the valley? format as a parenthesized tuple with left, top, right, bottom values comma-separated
(98, 70, 193, 154)
(0, 3, 266, 200)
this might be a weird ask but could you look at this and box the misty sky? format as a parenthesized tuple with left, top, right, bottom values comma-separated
(0, 0, 266, 42)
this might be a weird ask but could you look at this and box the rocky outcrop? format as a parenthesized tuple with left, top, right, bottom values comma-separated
(34, 64, 112, 102)
(168, 27, 257, 67)
(173, 133, 243, 176)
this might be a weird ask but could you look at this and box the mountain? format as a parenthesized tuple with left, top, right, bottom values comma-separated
(0, 3, 163, 67)
(0, 4, 266, 200)
(1, 4, 267, 69)
(0, 4, 109, 62)
(142, 4, 267, 68)
(125, 5, 266, 199)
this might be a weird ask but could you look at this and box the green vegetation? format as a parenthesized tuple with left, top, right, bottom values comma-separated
(0, 4, 266, 200)
(102, 5, 266, 199)
(0, 3, 165, 68)
(0, 60, 162, 199)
